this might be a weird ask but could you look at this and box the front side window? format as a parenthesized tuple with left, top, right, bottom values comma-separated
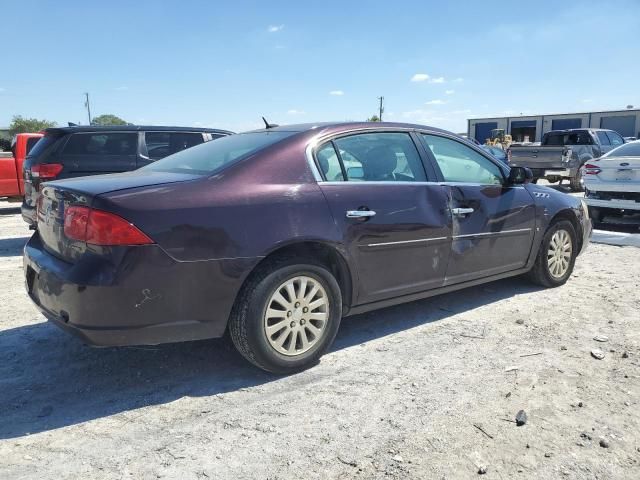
(422, 134, 504, 185)
(63, 133, 137, 155)
(606, 131, 624, 147)
(325, 132, 426, 182)
(145, 132, 205, 160)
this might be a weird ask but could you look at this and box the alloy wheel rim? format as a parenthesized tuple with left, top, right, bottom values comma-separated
(263, 276, 329, 356)
(547, 229, 572, 279)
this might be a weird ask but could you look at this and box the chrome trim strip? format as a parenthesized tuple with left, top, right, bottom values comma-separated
(453, 228, 531, 239)
(366, 237, 448, 247)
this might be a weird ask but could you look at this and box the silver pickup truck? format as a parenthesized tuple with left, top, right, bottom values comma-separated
(508, 129, 625, 191)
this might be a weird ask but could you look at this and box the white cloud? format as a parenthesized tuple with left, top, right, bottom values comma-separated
(0, 87, 4, 92)
(411, 73, 430, 82)
(453, 77, 464, 83)
(445, 89, 455, 95)
(268, 24, 284, 33)
(430, 77, 445, 84)
(115, 86, 128, 91)
(287, 109, 306, 115)
(329, 90, 344, 96)
(425, 99, 446, 105)
(582, 98, 593, 103)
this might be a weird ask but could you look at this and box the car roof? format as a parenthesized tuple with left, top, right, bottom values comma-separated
(44, 125, 234, 135)
(244, 121, 456, 137)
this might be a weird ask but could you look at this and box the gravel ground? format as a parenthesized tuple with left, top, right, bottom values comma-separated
(1, 200, 639, 480)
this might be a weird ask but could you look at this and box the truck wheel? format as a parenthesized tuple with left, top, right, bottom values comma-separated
(229, 258, 342, 374)
(527, 220, 577, 288)
(588, 207, 602, 223)
(569, 169, 584, 192)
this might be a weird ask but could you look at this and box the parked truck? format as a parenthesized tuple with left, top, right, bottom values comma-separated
(508, 128, 625, 191)
(0, 133, 43, 201)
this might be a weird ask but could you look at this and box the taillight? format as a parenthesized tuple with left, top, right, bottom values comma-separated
(583, 163, 601, 175)
(31, 163, 63, 180)
(63, 206, 153, 246)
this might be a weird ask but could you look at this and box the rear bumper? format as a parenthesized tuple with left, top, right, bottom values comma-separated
(23, 233, 257, 346)
(21, 202, 35, 225)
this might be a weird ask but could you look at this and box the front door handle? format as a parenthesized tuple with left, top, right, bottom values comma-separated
(451, 207, 474, 216)
(346, 210, 376, 219)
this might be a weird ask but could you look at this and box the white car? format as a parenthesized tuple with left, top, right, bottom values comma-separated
(583, 140, 640, 222)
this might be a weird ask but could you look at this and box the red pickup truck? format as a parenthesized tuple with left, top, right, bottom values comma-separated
(0, 133, 43, 200)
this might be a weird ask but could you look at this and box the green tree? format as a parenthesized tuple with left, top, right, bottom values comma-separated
(91, 114, 128, 126)
(367, 115, 381, 122)
(9, 115, 57, 135)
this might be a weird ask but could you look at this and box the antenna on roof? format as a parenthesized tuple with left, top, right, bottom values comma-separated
(68, 122, 78, 127)
(262, 116, 279, 129)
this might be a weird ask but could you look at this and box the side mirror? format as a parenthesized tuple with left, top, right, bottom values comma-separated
(508, 166, 533, 184)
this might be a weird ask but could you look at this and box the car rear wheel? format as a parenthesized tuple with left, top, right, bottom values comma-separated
(229, 259, 342, 374)
(527, 220, 577, 288)
(569, 169, 584, 192)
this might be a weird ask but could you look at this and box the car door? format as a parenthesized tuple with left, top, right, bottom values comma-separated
(59, 132, 137, 176)
(420, 133, 536, 285)
(139, 131, 206, 167)
(315, 131, 451, 305)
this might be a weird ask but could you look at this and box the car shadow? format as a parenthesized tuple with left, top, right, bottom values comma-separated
(0, 276, 540, 439)
(0, 236, 30, 257)
(0, 205, 21, 216)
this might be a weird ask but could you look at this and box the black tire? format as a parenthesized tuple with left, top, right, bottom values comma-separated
(228, 258, 342, 374)
(526, 220, 578, 288)
(588, 207, 602, 223)
(569, 169, 584, 192)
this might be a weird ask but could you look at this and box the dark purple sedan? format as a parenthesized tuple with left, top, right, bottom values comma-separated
(24, 122, 591, 373)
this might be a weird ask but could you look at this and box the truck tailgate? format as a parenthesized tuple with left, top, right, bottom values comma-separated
(509, 146, 568, 169)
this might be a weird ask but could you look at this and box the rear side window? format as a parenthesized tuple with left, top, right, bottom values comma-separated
(144, 132, 205, 160)
(327, 132, 427, 182)
(596, 131, 611, 145)
(26, 134, 59, 158)
(606, 131, 624, 147)
(316, 143, 345, 181)
(62, 133, 137, 155)
(26, 137, 41, 154)
(143, 131, 294, 175)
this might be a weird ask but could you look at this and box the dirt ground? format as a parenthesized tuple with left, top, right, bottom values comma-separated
(0, 200, 639, 480)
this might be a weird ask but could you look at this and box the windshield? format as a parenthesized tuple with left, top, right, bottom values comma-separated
(142, 131, 295, 175)
(603, 141, 640, 157)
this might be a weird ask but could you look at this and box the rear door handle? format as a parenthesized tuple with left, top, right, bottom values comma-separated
(451, 207, 474, 216)
(346, 210, 376, 218)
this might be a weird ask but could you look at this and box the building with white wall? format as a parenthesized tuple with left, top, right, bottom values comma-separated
(468, 108, 640, 144)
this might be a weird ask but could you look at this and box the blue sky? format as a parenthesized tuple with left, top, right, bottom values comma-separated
(1, 0, 638, 133)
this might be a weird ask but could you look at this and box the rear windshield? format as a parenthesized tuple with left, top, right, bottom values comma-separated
(26, 134, 59, 158)
(604, 141, 640, 157)
(544, 132, 593, 146)
(143, 131, 295, 175)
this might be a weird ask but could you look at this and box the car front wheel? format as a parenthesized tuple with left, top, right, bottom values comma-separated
(527, 220, 578, 287)
(229, 260, 342, 374)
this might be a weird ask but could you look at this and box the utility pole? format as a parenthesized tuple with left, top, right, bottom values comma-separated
(84, 92, 92, 125)
(378, 96, 384, 121)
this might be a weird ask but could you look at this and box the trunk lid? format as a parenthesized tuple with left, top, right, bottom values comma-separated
(36, 170, 200, 262)
(590, 156, 640, 183)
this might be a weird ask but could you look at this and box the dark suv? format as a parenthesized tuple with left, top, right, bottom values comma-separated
(21, 125, 232, 225)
